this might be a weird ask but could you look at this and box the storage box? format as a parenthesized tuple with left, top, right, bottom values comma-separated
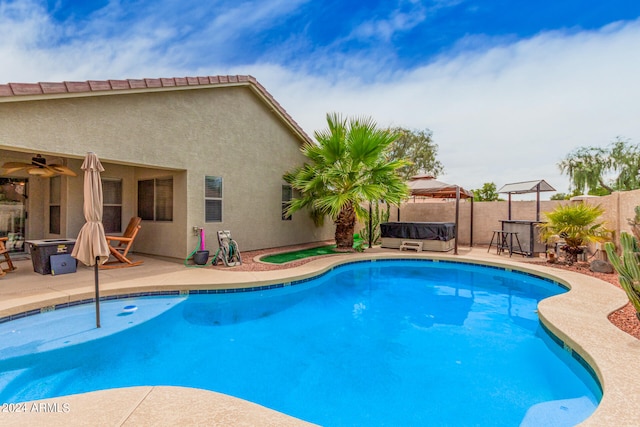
(26, 239, 76, 275)
(50, 253, 77, 275)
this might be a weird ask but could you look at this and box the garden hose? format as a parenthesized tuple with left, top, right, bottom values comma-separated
(183, 229, 213, 268)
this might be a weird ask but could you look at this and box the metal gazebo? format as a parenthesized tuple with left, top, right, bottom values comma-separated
(405, 174, 474, 255)
(496, 179, 556, 257)
(497, 179, 555, 221)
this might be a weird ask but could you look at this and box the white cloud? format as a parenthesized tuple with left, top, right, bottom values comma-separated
(1, 1, 639, 199)
(348, 1, 428, 42)
(253, 18, 640, 197)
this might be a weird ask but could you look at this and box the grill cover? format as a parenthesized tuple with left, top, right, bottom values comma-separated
(380, 222, 455, 241)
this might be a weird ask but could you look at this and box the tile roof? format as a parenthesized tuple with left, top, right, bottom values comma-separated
(0, 75, 312, 144)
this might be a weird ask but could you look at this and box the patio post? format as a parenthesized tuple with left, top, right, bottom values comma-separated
(454, 186, 460, 255)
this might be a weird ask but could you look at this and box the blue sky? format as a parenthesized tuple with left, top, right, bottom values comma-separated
(2, 0, 640, 197)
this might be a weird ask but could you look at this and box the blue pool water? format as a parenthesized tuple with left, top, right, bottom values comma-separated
(0, 260, 601, 426)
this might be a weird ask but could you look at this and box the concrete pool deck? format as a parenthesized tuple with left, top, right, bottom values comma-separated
(0, 246, 638, 426)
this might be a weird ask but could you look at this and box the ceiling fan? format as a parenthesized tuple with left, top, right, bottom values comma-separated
(1, 154, 77, 177)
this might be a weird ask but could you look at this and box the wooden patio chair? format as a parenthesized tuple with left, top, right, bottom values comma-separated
(100, 216, 144, 269)
(0, 237, 17, 277)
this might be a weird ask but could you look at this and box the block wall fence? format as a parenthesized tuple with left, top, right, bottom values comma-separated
(357, 189, 640, 250)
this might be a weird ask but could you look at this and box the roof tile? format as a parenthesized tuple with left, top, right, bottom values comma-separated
(0, 85, 13, 96)
(88, 81, 112, 91)
(65, 81, 91, 93)
(145, 78, 162, 88)
(128, 79, 147, 89)
(0, 75, 313, 145)
(160, 78, 176, 87)
(109, 80, 131, 90)
(40, 82, 68, 94)
(10, 83, 43, 95)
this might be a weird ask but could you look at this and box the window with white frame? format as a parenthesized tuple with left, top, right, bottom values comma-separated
(282, 184, 292, 221)
(205, 176, 222, 222)
(137, 177, 173, 221)
(102, 178, 122, 233)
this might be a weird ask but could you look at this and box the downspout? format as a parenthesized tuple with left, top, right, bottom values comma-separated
(470, 197, 474, 247)
(536, 182, 541, 221)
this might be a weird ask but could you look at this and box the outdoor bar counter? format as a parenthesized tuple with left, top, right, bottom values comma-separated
(380, 222, 455, 252)
(500, 220, 545, 257)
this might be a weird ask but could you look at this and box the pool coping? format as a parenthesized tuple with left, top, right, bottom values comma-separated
(0, 250, 638, 426)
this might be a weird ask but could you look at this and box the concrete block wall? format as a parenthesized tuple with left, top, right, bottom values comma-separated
(365, 189, 640, 249)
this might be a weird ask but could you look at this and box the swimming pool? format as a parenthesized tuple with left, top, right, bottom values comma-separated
(0, 259, 601, 426)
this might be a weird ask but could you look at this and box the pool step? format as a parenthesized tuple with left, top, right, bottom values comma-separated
(400, 240, 423, 252)
(519, 396, 596, 427)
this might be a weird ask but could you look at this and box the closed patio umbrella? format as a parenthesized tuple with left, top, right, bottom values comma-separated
(71, 152, 109, 328)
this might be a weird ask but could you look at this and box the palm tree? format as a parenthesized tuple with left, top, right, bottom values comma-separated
(537, 203, 611, 264)
(284, 113, 409, 249)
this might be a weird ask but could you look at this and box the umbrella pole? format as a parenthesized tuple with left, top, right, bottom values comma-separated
(95, 256, 101, 328)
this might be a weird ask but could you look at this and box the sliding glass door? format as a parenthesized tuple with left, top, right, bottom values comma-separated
(0, 178, 27, 253)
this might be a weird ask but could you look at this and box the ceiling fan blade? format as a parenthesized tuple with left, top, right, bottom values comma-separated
(1, 162, 32, 169)
(48, 164, 78, 177)
(28, 167, 55, 177)
(3, 157, 76, 177)
(1, 166, 27, 175)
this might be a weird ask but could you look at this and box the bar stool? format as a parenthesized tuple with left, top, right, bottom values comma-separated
(499, 231, 523, 257)
(488, 230, 503, 254)
(488, 230, 523, 257)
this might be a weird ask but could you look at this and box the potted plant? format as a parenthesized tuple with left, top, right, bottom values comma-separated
(546, 249, 556, 263)
(193, 228, 209, 265)
(537, 203, 611, 264)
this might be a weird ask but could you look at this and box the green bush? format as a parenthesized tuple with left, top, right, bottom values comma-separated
(538, 203, 610, 264)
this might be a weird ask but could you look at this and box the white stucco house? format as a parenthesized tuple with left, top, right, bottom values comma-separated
(0, 75, 332, 260)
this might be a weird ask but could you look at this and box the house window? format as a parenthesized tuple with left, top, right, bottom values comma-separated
(137, 177, 173, 221)
(205, 176, 222, 222)
(282, 184, 292, 221)
(49, 176, 61, 234)
(102, 178, 122, 233)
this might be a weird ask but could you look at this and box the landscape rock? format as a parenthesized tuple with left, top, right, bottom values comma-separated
(590, 259, 614, 274)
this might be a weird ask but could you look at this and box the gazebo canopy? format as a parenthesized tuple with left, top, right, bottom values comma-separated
(403, 174, 474, 255)
(569, 194, 600, 202)
(497, 179, 555, 194)
(407, 174, 473, 199)
(497, 179, 556, 221)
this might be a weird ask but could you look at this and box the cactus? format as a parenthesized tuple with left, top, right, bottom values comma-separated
(627, 205, 640, 242)
(605, 232, 640, 321)
(360, 201, 390, 246)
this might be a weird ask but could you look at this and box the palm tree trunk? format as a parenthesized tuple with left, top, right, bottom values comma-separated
(335, 203, 356, 249)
